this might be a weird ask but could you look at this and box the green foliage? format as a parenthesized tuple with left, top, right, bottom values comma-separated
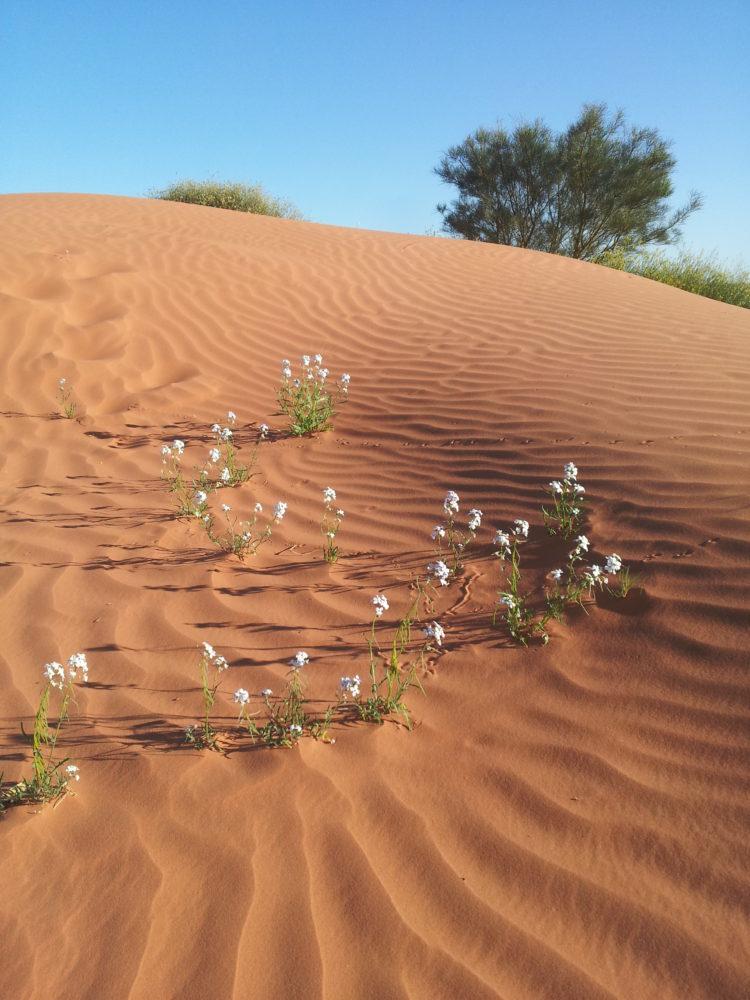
(598, 248, 750, 309)
(360, 586, 426, 728)
(609, 564, 642, 598)
(185, 645, 229, 751)
(150, 179, 302, 219)
(57, 379, 77, 419)
(435, 104, 701, 260)
(241, 673, 335, 747)
(1, 680, 79, 811)
(279, 374, 335, 436)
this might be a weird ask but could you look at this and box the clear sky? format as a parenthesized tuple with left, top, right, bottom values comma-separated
(3, 1, 749, 260)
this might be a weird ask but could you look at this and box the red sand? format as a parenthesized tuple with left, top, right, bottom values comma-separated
(1, 194, 749, 999)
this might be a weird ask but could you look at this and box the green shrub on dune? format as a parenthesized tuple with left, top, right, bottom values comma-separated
(150, 179, 302, 219)
(598, 247, 750, 309)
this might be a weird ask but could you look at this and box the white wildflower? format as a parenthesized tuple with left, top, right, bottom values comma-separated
(195, 490, 208, 505)
(214, 656, 229, 672)
(43, 661, 65, 689)
(302, 355, 311, 366)
(322, 486, 337, 505)
(259, 423, 269, 438)
(208, 447, 220, 463)
(221, 503, 231, 513)
(605, 553, 622, 575)
(548, 568, 564, 582)
(371, 594, 389, 617)
(427, 560, 451, 586)
(172, 439, 185, 456)
(202, 641, 217, 660)
(220, 467, 231, 483)
(499, 594, 517, 610)
(339, 675, 361, 699)
(513, 519, 529, 538)
(67, 652, 89, 682)
(220, 427, 232, 441)
(289, 723, 303, 735)
(314, 353, 323, 364)
(273, 501, 288, 521)
(227, 410, 237, 425)
(563, 462, 578, 481)
(65, 764, 80, 782)
(443, 490, 460, 515)
(468, 508, 482, 532)
(289, 651, 310, 669)
(549, 480, 564, 494)
(261, 688, 273, 698)
(233, 688, 250, 706)
(573, 534, 590, 553)
(494, 530, 512, 558)
(432, 525, 446, 541)
(211, 423, 221, 434)
(423, 621, 445, 646)
(254, 502, 263, 513)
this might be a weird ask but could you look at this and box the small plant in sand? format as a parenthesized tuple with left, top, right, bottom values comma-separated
(185, 642, 229, 751)
(431, 490, 482, 574)
(236, 652, 335, 747)
(542, 462, 586, 538)
(1, 653, 88, 811)
(206, 413, 252, 488)
(609, 559, 639, 597)
(56, 377, 78, 419)
(493, 519, 554, 645)
(277, 355, 350, 436)
(356, 588, 428, 728)
(206, 500, 288, 559)
(161, 413, 259, 519)
(160, 438, 197, 515)
(321, 486, 345, 563)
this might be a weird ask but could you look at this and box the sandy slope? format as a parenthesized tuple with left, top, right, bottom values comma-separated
(0, 194, 749, 1000)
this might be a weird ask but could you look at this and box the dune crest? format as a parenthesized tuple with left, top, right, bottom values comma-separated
(1, 194, 749, 1000)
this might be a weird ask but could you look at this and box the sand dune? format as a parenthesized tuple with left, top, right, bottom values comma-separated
(1, 193, 749, 1000)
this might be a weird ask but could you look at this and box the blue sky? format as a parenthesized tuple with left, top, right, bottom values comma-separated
(3, 1, 749, 259)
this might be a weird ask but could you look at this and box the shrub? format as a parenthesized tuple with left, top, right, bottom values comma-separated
(150, 179, 302, 219)
(599, 248, 750, 309)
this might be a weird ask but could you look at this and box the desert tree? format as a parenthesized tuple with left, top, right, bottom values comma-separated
(435, 104, 701, 260)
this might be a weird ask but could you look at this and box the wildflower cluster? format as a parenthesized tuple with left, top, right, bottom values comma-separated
(278, 354, 350, 436)
(1, 652, 88, 811)
(542, 462, 586, 538)
(160, 411, 258, 519)
(494, 515, 627, 644)
(355, 584, 433, 728)
(185, 642, 229, 751)
(431, 490, 482, 574)
(235, 652, 334, 747)
(201, 413, 251, 489)
(57, 377, 77, 419)
(321, 486, 345, 563)
(206, 498, 288, 560)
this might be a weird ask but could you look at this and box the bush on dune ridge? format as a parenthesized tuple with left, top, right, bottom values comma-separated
(150, 179, 302, 219)
(598, 247, 750, 309)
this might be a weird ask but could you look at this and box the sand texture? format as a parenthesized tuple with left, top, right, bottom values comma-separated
(1, 194, 749, 1000)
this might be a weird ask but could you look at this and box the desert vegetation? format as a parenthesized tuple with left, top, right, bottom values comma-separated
(150, 179, 302, 219)
(598, 247, 750, 308)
